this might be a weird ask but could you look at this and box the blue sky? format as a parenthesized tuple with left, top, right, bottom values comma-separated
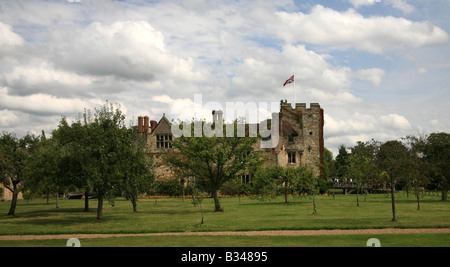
(0, 0, 449, 156)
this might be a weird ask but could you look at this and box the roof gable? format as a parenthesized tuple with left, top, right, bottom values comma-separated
(152, 115, 172, 135)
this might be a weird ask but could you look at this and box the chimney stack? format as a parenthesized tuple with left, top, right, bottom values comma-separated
(151, 120, 157, 132)
(144, 116, 150, 133)
(138, 116, 144, 133)
(212, 110, 217, 122)
(217, 110, 223, 123)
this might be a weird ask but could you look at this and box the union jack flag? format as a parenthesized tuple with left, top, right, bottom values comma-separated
(283, 75, 294, 86)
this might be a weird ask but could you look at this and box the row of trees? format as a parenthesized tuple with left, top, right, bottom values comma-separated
(0, 102, 153, 220)
(321, 134, 449, 221)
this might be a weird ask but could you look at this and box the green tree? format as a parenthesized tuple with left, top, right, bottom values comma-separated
(335, 144, 350, 179)
(83, 102, 140, 219)
(319, 148, 336, 192)
(403, 135, 430, 210)
(253, 165, 317, 212)
(300, 167, 319, 215)
(0, 132, 39, 215)
(377, 140, 409, 221)
(24, 134, 67, 208)
(166, 120, 263, 212)
(348, 140, 380, 206)
(346, 155, 364, 207)
(120, 131, 154, 212)
(253, 166, 297, 203)
(54, 101, 153, 220)
(422, 133, 449, 201)
(252, 166, 280, 201)
(53, 117, 92, 211)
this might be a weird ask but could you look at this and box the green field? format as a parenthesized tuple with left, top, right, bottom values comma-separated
(0, 192, 449, 247)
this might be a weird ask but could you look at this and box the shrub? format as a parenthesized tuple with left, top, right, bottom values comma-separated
(154, 179, 184, 196)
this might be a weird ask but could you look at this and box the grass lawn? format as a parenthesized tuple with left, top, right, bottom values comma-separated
(0, 192, 449, 247)
(1, 233, 449, 247)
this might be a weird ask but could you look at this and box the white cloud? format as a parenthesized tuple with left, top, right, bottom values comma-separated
(2, 60, 91, 90)
(275, 5, 449, 53)
(430, 119, 440, 130)
(379, 113, 412, 130)
(152, 95, 201, 121)
(0, 21, 24, 47)
(0, 58, 128, 98)
(348, 0, 380, 8)
(0, 87, 103, 116)
(387, 0, 415, 14)
(228, 44, 378, 106)
(417, 67, 427, 74)
(325, 112, 412, 140)
(354, 68, 386, 86)
(348, 0, 415, 14)
(325, 113, 376, 137)
(323, 111, 415, 155)
(151, 94, 225, 122)
(50, 20, 205, 83)
(0, 109, 20, 128)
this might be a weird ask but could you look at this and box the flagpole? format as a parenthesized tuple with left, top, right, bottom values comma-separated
(293, 73, 295, 105)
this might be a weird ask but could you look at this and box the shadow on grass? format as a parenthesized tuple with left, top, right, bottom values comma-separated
(0, 207, 91, 220)
(239, 200, 308, 206)
(0, 208, 100, 222)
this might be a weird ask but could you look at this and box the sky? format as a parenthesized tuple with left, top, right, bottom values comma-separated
(0, 0, 449, 157)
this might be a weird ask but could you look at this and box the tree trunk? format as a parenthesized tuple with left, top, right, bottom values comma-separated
(238, 187, 241, 203)
(200, 199, 204, 224)
(442, 189, 448, 201)
(416, 190, 420, 211)
(213, 190, 223, 212)
(97, 194, 104, 220)
(55, 192, 59, 209)
(284, 184, 289, 204)
(182, 184, 185, 202)
(356, 184, 360, 207)
(7, 190, 18, 216)
(391, 181, 397, 221)
(132, 195, 137, 212)
(442, 179, 448, 201)
(84, 188, 90, 212)
(364, 185, 367, 202)
(312, 190, 317, 215)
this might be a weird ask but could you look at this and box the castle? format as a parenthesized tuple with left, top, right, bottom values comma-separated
(137, 100, 324, 182)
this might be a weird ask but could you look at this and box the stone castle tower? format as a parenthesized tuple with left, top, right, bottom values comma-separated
(275, 101, 324, 175)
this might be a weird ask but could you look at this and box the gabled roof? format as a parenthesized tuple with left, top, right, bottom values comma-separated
(152, 115, 172, 135)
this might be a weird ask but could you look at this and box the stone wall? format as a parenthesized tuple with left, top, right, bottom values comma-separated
(0, 183, 23, 202)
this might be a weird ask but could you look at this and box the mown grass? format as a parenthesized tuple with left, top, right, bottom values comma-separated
(1, 233, 449, 247)
(0, 192, 449, 246)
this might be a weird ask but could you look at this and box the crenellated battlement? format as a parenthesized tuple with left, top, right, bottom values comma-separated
(280, 100, 321, 112)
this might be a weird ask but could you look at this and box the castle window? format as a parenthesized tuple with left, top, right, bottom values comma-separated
(156, 135, 172, 149)
(239, 150, 251, 162)
(241, 174, 251, 184)
(288, 152, 296, 164)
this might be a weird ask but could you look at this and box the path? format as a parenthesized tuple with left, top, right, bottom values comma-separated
(1, 228, 450, 240)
